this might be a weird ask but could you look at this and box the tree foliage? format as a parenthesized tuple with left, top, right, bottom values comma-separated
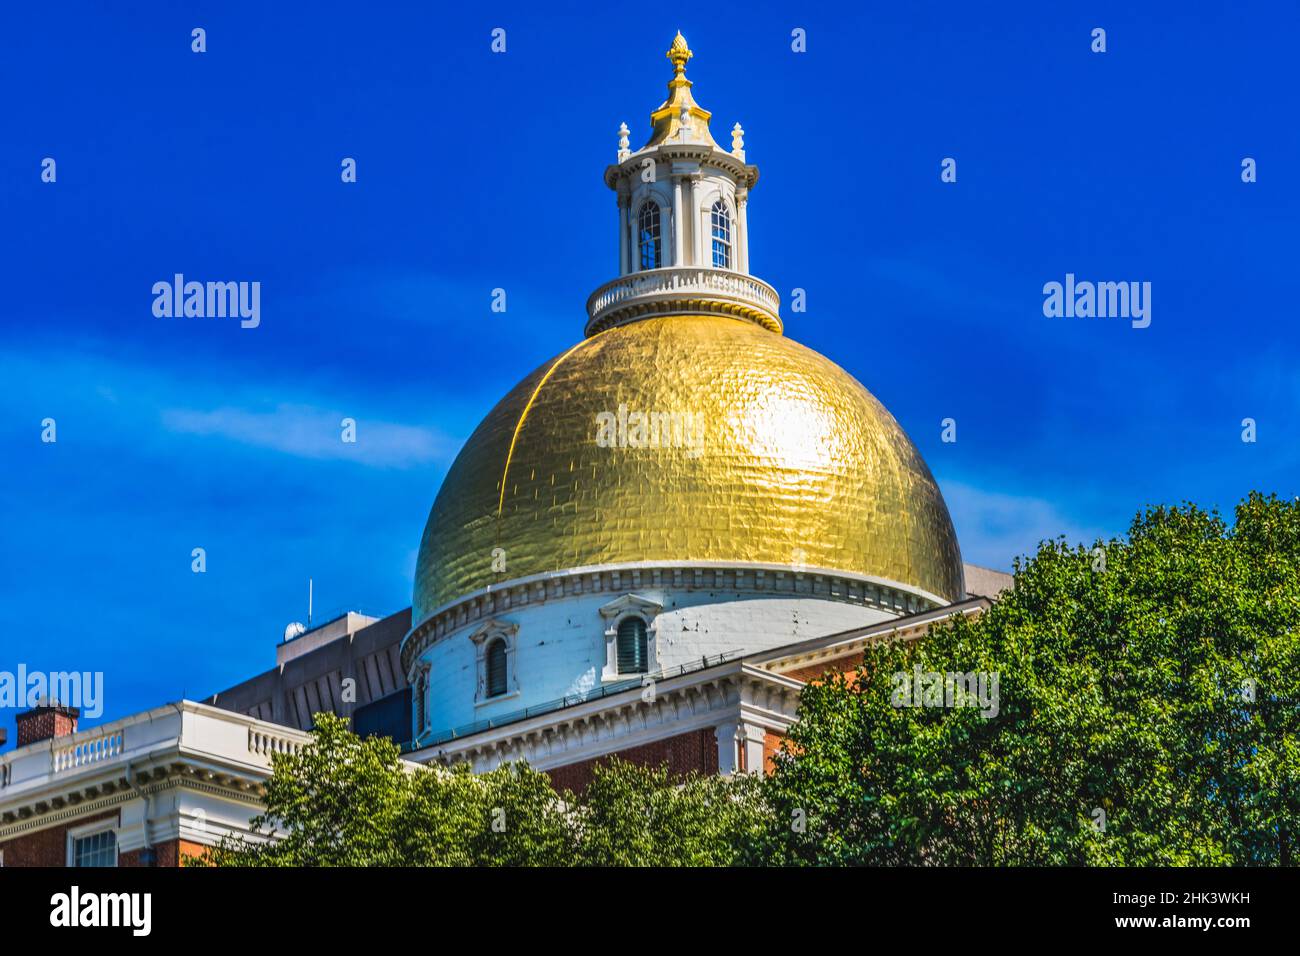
(571, 760, 764, 866)
(761, 493, 1300, 865)
(198, 713, 758, 866)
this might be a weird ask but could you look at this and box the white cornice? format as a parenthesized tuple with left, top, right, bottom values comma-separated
(605, 145, 758, 188)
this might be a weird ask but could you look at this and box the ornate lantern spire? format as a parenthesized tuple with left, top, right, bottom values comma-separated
(588, 34, 778, 338)
(645, 31, 717, 150)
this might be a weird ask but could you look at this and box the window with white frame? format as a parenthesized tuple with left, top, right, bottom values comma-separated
(710, 201, 732, 269)
(469, 619, 519, 704)
(599, 594, 663, 681)
(616, 617, 649, 674)
(69, 824, 117, 867)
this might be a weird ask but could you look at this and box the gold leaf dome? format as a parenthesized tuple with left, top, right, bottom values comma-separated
(412, 315, 963, 625)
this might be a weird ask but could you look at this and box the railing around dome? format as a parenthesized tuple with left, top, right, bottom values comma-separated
(585, 267, 781, 335)
(409, 650, 744, 751)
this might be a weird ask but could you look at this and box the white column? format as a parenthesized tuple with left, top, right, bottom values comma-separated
(688, 177, 702, 267)
(672, 177, 684, 266)
(736, 190, 750, 273)
(714, 721, 739, 775)
(739, 723, 767, 775)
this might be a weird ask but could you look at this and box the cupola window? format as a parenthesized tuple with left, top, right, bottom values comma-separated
(710, 201, 732, 269)
(638, 201, 662, 270)
(486, 638, 508, 698)
(616, 617, 649, 674)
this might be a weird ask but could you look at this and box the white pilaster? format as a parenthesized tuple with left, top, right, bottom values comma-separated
(714, 720, 740, 775)
(618, 196, 630, 275)
(736, 190, 750, 273)
(672, 177, 685, 266)
(739, 722, 767, 774)
(688, 176, 702, 266)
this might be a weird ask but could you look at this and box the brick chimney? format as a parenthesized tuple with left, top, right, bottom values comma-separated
(16, 702, 79, 747)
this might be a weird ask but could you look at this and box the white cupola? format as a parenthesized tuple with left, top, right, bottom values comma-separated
(585, 32, 780, 337)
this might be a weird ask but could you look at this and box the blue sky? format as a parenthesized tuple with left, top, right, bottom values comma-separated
(2, 1, 1297, 738)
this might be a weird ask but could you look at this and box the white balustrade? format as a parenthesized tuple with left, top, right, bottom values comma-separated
(51, 731, 123, 773)
(248, 728, 304, 758)
(586, 267, 781, 334)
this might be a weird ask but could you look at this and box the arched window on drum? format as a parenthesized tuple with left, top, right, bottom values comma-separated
(638, 201, 662, 270)
(710, 201, 732, 269)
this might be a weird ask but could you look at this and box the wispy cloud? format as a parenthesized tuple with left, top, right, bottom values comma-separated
(2, 341, 457, 471)
(162, 403, 448, 468)
(942, 479, 1115, 571)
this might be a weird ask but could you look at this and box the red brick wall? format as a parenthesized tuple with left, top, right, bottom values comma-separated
(16, 708, 79, 747)
(763, 730, 784, 774)
(0, 809, 118, 867)
(544, 728, 719, 793)
(177, 839, 207, 866)
(782, 654, 866, 684)
(120, 839, 207, 868)
(1, 814, 206, 867)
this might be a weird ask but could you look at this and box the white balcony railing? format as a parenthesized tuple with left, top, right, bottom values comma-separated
(52, 731, 123, 773)
(248, 728, 305, 758)
(585, 267, 782, 335)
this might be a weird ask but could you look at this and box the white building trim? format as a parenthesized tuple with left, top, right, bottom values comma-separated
(406, 659, 802, 777)
(0, 701, 312, 851)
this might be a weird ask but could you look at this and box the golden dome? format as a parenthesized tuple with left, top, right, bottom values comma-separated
(412, 315, 963, 624)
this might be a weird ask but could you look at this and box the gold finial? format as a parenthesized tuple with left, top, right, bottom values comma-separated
(667, 31, 693, 76)
(643, 31, 718, 150)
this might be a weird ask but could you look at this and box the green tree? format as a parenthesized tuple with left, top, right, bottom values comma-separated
(761, 493, 1300, 866)
(198, 714, 761, 866)
(198, 714, 573, 866)
(573, 759, 764, 866)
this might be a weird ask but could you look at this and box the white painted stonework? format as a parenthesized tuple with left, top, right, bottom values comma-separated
(407, 561, 933, 743)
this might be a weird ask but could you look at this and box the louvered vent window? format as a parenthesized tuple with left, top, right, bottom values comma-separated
(617, 617, 649, 674)
(486, 639, 508, 697)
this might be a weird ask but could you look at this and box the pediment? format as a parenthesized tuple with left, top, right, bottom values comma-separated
(467, 618, 519, 645)
(598, 593, 663, 620)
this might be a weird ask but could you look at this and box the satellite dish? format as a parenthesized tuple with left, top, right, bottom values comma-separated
(284, 621, 307, 642)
